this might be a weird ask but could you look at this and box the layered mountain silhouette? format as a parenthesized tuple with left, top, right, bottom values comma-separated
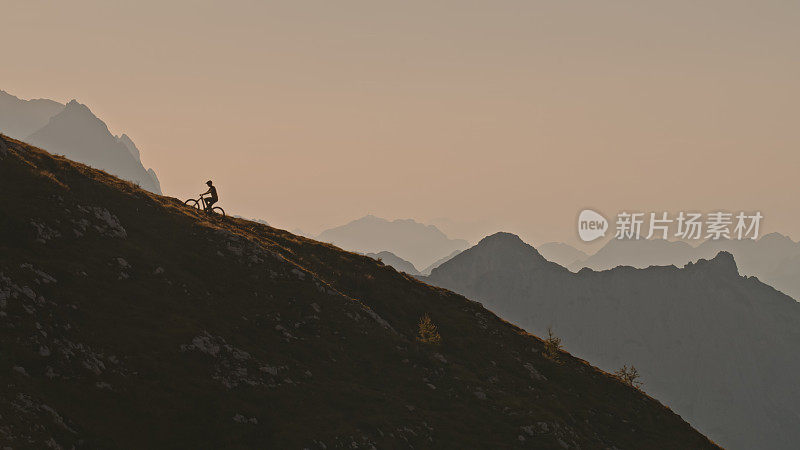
(420, 249, 462, 275)
(425, 232, 800, 450)
(562, 234, 800, 300)
(0, 90, 161, 194)
(0, 135, 718, 448)
(538, 242, 589, 268)
(365, 251, 420, 275)
(0, 90, 64, 139)
(364, 250, 461, 276)
(316, 215, 469, 269)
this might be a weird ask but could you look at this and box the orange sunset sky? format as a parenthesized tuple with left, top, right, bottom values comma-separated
(3, 0, 799, 246)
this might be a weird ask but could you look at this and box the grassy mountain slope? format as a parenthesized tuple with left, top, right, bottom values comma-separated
(0, 135, 717, 449)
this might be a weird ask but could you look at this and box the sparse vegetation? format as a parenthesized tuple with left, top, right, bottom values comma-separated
(614, 365, 643, 389)
(544, 326, 563, 361)
(417, 314, 441, 344)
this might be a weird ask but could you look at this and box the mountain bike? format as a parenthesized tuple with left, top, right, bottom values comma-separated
(185, 195, 226, 217)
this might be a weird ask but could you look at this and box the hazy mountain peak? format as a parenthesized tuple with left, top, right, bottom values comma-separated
(316, 215, 469, 268)
(25, 99, 162, 194)
(430, 231, 558, 278)
(0, 89, 65, 139)
(52, 100, 113, 135)
(474, 232, 547, 262)
(760, 232, 796, 244)
(0, 90, 62, 107)
(478, 231, 524, 245)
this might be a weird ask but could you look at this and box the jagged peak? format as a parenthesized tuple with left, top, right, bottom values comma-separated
(686, 251, 739, 276)
(64, 99, 93, 113)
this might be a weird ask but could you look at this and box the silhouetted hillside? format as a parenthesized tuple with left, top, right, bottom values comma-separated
(426, 232, 800, 450)
(316, 215, 469, 269)
(0, 135, 718, 449)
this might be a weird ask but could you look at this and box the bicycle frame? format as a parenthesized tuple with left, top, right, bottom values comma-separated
(185, 195, 225, 217)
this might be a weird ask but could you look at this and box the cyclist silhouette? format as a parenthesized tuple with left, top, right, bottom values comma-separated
(184, 181, 225, 217)
(202, 180, 218, 212)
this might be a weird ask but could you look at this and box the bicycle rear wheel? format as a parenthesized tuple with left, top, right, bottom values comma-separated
(212, 206, 226, 218)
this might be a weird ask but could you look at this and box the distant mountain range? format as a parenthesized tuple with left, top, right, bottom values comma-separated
(538, 242, 588, 268)
(419, 249, 462, 275)
(0, 135, 718, 448)
(0, 90, 161, 194)
(540, 235, 800, 301)
(316, 215, 469, 269)
(365, 251, 420, 275)
(364, 249, 463, 276)
(425, 232, 800, 450)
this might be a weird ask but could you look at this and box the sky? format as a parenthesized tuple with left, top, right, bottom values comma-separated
(2, 0, 799, 247)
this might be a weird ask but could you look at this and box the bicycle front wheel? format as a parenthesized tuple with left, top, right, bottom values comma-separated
(184, 199, 201, 211)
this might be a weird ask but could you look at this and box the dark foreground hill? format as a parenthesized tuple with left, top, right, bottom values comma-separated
(425, 232, 800, 450)
(0, 135, 717, 449)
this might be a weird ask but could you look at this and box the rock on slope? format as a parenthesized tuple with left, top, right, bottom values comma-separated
(426, 232, 800, 450)
(0, 135, 717, 449)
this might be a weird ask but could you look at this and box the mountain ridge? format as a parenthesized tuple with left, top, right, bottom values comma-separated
(426, 232, 800, 450)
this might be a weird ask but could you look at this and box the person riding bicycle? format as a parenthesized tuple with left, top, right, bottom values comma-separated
(201, 180, 218, 212)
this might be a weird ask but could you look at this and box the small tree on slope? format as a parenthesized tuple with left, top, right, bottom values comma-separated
(417, 314, 442, 344)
